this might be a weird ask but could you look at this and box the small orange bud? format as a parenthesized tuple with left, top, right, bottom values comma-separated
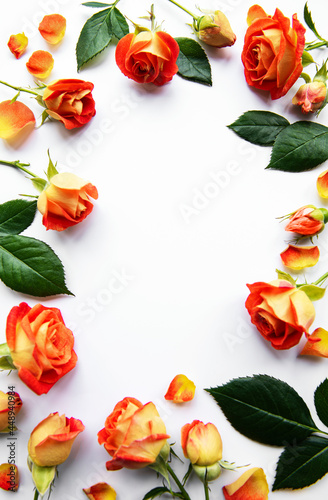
(7, 33, 28, 59)
(292, 81, 327, 113)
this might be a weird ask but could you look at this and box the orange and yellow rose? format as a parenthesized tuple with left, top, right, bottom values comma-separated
(242, 5, 305, 99)
(284, 205, 328, 237)
(42, 79, 96, 129)
(0, 391, 22, 433)
(98, 397, 169, 470)
(37, 172, 98, 231)
(6, 302, 77, 395)
(245, 279, 315, 349)
(28, 412, 85, 467)
(115, 30, 179, 86)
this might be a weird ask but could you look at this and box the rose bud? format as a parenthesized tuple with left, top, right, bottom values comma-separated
(223, 467, 269, 499)
(8, 33, 28, 59)
(98, 397, 169, 470)
(292, 81, 327, 113)
(284, 205, 328, 237)
(0, 391, 23, 433)
(39, 14, 66, 44)
(195, 11, 236, 47)
(0, 100, 35, 140)
(26, 50, 54, 79)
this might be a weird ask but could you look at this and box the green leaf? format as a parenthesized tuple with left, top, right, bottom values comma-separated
(31, 177, 47, 192)
(83, 1, 112, 6)
(297, 284, 325, 301)
(175, 37, 212, 86)
(46, 150, 58, 180)
(300, 71, 312, 83)
(301, 50, 315, 68)
(0, 235, 73, 297)
(267, 121, 328, 172)
(0, 356, 16, 371)
(0, 199, 37, 236)
(205, 374, 318, 446)
(275, 269, 297, 286)
(142, 487, 171, 500)
(228, 111, 290, 146)
(304, 2, 322, 40)
(109, 7, 129, 40)
(314, 379, 328, 428)
(273, 435, 328, 490)
(76, 8, 113, 71)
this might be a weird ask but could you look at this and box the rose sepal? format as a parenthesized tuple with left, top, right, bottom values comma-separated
(192, 462, 222, 482)
(148, 443, 171, 485)
(0, 342, 16, 371)
(297, 284, 326, 301)
(28, 457, 57, 497)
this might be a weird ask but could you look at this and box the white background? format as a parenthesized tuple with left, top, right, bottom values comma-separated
(0, 0, 328, 499)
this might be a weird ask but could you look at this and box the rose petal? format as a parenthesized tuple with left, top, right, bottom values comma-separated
(7, 33, 28, 59)
(39, 14, 66, 44)
(164, 374, 196, 403)
(0, 463, 19, 491)
(317, 169, 328, 198)
(301, 328, 328, 357)
(280, 244, 320, 270)
(83, 483, 116, 500)
(223, 467, 269, 499)
(247, 5, 267, 25)
(26, 50, 54, 79)
(0, 100, 35, 139)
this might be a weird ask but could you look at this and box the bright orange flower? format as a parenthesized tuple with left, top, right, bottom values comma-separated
(26, 50, 54, 79)
(7, 33, 28, 59)
(0, 463, 19, 491)
(83, 482, 116, 500)
(223, 467, 269, 499)
(165, 374, 196, 403)
(301, 328, 328, 357)
(284, 206, 327, 237)
(0, 391, 23, 433)
(39, 14, 66, 44)
(0, 100, 35, 140)
(242, 5, 305, 99)
(317, 169, 328, 198)
(280, 244, 319, 270)
(292, 81, 327, 113)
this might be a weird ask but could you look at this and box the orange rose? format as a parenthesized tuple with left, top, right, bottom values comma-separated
(245, 279, 315, 349)
(98, 397, 169, 470)
(37, 172, 98, 231)
(242, 5, 305, 99)
(115, 31, 179, 86)
(28, 412, 85, 467)
(0, 391, 22, 433)
(42, 79, 96, 129)
(284, 206, 327, 236)
(6, 302, 77, 395)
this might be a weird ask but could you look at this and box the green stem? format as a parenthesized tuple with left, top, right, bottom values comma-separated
(0, 160, 37, 178)
(313, 271, 328, 286)
(33, 490, 39, 500)
(150, 3, 155, 31)
(167, 0, 198, 20)
(204, 480, 210, 500)
(166, 463, 192, 500)
(305, 41, 328, 51)
(0, 80, 40, 97)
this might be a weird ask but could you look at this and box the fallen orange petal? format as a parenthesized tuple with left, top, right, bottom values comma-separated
(280, 244, 319, 270)
(0, 100, 35, 140)
(0, 463, 19, 491)
(301, 328, 328, 357)
(83, 482, 116, 500)
(26, 50, 54, 78)
(7, 33, 28, 59)
(317, 169, 328, 198)
(223, 467, 269, 499)
(164, 374, 196, 403)
(39, 14, 66, 44)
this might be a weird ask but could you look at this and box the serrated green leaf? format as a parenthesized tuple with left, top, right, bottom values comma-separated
(0, 199, 37, 236)
(83, 1, 111, 6)
(142, 487, 171, 500)
(109, 7, 129, 40)
(304, 2, 322, 40)
(175, 37, 212, 86)
(297, 284, 325, 301)
(205, 374, 318, 446)
(273, 435, 328, 490)
(0, 235, 73, 297)
(228, 110, 290, 146)
(314, 379, 328, 428)
(301, 50, 315, 68)
(267, 121, 328, 172)
(76, 8, 112, 71)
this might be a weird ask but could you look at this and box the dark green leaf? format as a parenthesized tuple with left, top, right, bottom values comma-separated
(142, 487, 171, 500)
(314, 379, 328, 428)
(228, 111, 290, 146)
(175, 37, 212, 86)
(267, 121, 328, 172)
(273, 435, 328, 490)
(76, 8, 112, 71)
(109, 7, 129, 40)
(0, 235, 73, 296)
(83, 1, 111, 6)
(304, 3, 322, 40)
(0, 199, 37, 236)
(205, 374, 318, 446)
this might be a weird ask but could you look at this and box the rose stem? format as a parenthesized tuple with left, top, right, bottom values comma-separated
(0, 160, 37, 178)
(313, 271, 328, 286)
(204, 479, 210, 500)
(166, 463, 192, 500)
(167, 0, 197, 20)
(33, 490, 39, 500)
(0, 80, 40, 97)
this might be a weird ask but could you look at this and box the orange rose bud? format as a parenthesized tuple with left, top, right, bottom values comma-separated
(280, 244, 319, 270)
(7, 33, 28, 59)
(0, 463, 19, 491)
(0, 100, 35, 140)
(284, 206, 328, 237)
(28, 412, 85, 467)
(292, 81, 327, 113)
(317, 169, 328, 198)
(301, 328, 328, 357)
(6, 302, 77, 395)
(83, 482, 116, 500)
(115, 30, 179, 86)
(165, 374, 196, 403)
(37, 172, 98, 231)
(242, 6, 305, 99)
(39, 14, 66, 44)
(98, 397, 169, 471)
(0, 391, 23, 433)
(223, 467, 269, 499)
(26, 50, 54, 79)
(195, 11, 236, 47)
(181, 420, 222, 466)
